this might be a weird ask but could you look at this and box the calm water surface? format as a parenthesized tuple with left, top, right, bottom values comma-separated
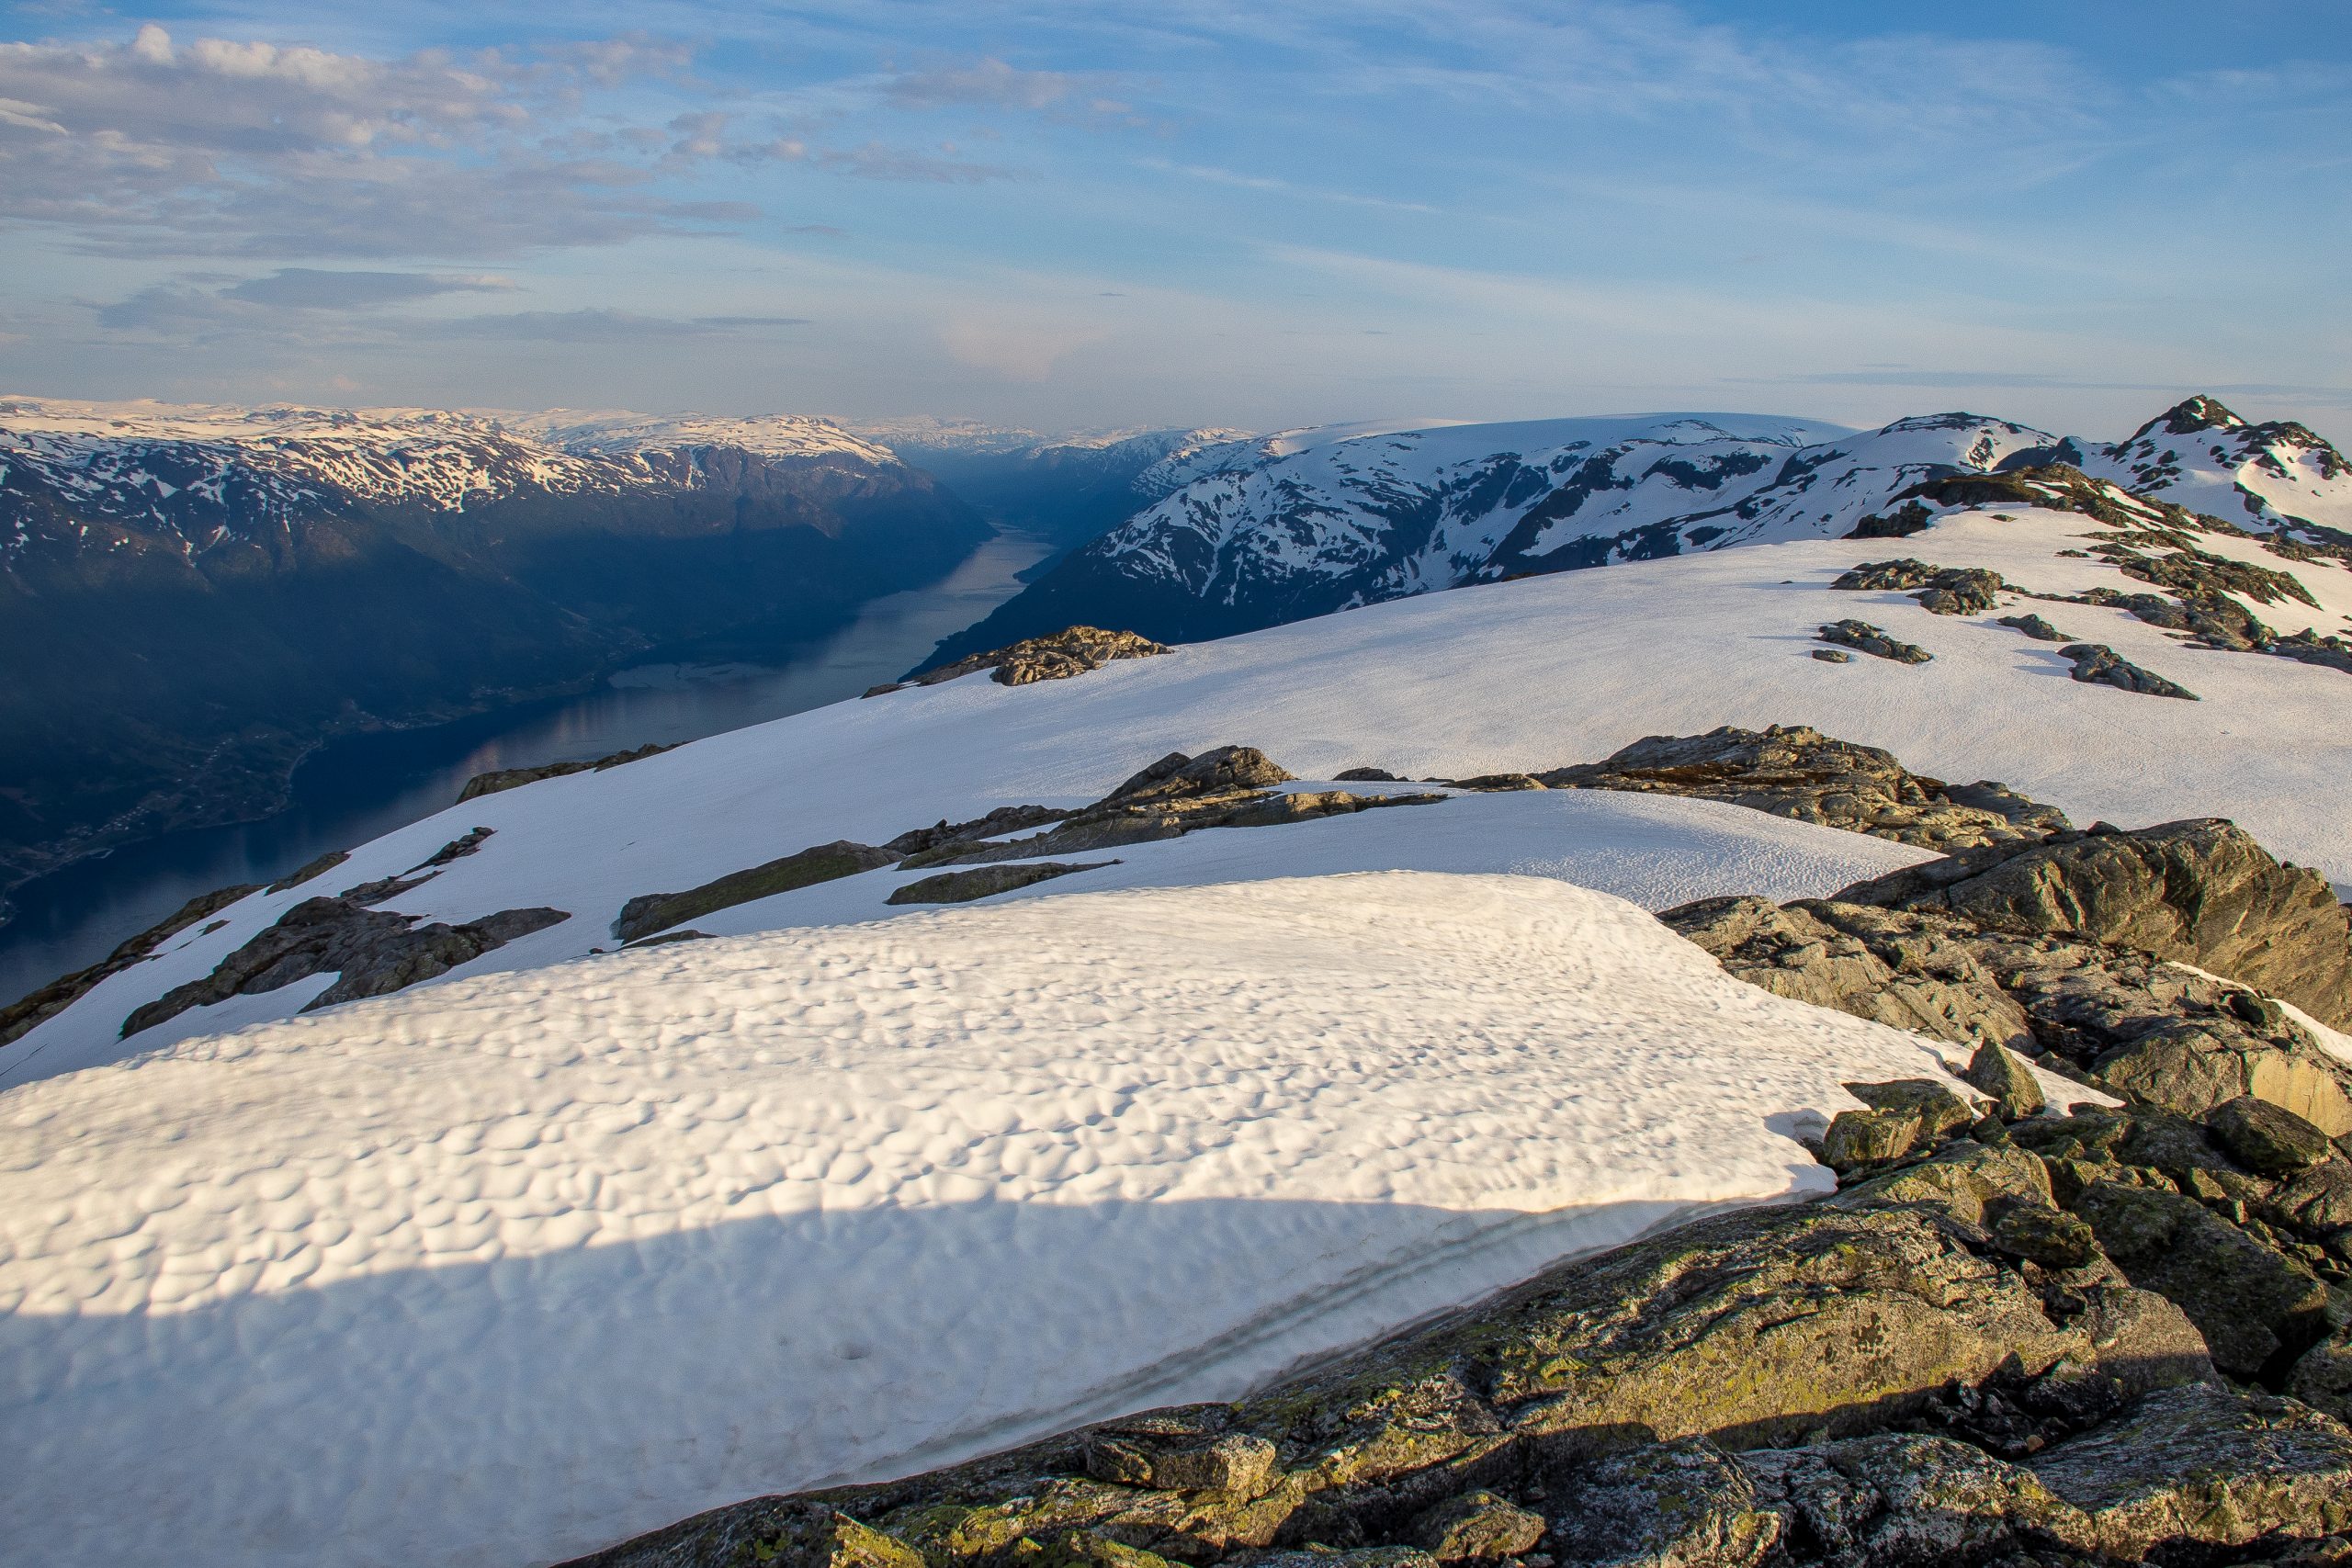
(0, 532, 1052, 1006)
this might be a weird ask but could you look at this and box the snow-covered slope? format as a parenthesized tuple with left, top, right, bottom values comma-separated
(3, 872, 1988, 1568)
(6, 438, 2352, 1568)
(2081, 395, 2352, 538)
(17, 488, 2352, 1084)
(499, 407, 901, 466)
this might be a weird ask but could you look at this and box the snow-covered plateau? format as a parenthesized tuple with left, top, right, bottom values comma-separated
(5, 398, 2352, 1567)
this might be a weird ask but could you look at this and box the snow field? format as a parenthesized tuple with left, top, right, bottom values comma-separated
(11, 503, 2349, 1077)
(0, 873, 1982, 1568)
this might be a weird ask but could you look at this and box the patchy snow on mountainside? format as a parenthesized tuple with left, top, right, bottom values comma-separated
(0, 395, 917, 543)
(1114, 411, 2041, 592)
(2082, 394, 2352, 537)
(0, 872, 1986, 1568)
(498, 408, 902, 466)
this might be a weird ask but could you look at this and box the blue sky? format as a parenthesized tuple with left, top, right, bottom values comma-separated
(1, 1, 2346, 439)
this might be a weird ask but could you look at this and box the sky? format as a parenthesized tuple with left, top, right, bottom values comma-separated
(0, 1, 2346, 441)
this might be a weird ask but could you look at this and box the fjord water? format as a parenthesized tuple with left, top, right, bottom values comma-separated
(0, 531, 1054, 1010)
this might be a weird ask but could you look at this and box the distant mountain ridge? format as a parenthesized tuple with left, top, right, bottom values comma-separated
(922, 399, 2350, 665)
(0, 397, 989, 899)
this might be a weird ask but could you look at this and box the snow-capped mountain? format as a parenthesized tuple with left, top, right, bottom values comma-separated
(2080, 394, 2352, 537)
(922, 400, 2351, 665)
(922, 411, 2073, 660)
(0, 397, 987, 895)
(6, 460, 2351, 1567)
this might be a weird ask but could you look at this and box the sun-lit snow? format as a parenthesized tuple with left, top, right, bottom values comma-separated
(0, 872, 1996, 1568)
(11, 500, 2350, 1084)
(2082, 399, 2352, 536)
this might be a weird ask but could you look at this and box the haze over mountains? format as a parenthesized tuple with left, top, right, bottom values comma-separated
(0, 399, 990, 897)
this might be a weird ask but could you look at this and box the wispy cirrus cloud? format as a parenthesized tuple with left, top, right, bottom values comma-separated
(224, 269, 517, 308)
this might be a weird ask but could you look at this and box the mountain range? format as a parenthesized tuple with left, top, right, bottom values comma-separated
(0, 399, 989, 895)
(6, 411, 2351, 1563)
(925, 398, 2352, 665)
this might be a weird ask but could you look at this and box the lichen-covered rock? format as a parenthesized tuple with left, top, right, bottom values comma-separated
(1409, 1491, 1545, 1562)
(2028, 1382, 2352, 1561)
(1819, 1110, 1921, 1175)
(1545, 1439, 1777, 1567)
(1544, 727, 2064, 853)
(1086, 1430, 1280, 1497)
(1831, 1139, 2054, 1227)
(2057, 641, 2199, 699)
(1817, 619, 1932, 664)
(2092, 1024, 2352, 1133)
(2205, 1095, 2338, 1175)
(560, 1499, 930, 1568)
(1987, 1205, 2099, 1269)
(1848, 1078, 1977, 1138)
(1963, 1041, 2046, 1120)
(1742, 1432, 2086, 1566)
(119, 896, 568, 1036)
(1835, 818, 2352, 1032)
(2067, 1179, 2330, 1378)
(910, 626, 1171, 688)
(1659, 897, 2033, 1052)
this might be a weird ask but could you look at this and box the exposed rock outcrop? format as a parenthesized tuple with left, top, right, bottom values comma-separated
(1996, 613, 2071, 642)
(341, 826, 497, 905)
(902, 749, 1443, 869)
(120, 897, 568, 1036)
(1537, 726, 2066, 852)
(1816, 619, 1931, 664)
(897, 626, 1170, 692)
(1833, 818, 2352, 1031)
(1, 880, 258, 1047)
(266, 849, 349, 893)
(2058, 641, 2199, 699)
(615, 840, 900, 942)
(886, 861, 1120, 905)
(458, 742, 676, 803)
(1831, 558, 2010, 615)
